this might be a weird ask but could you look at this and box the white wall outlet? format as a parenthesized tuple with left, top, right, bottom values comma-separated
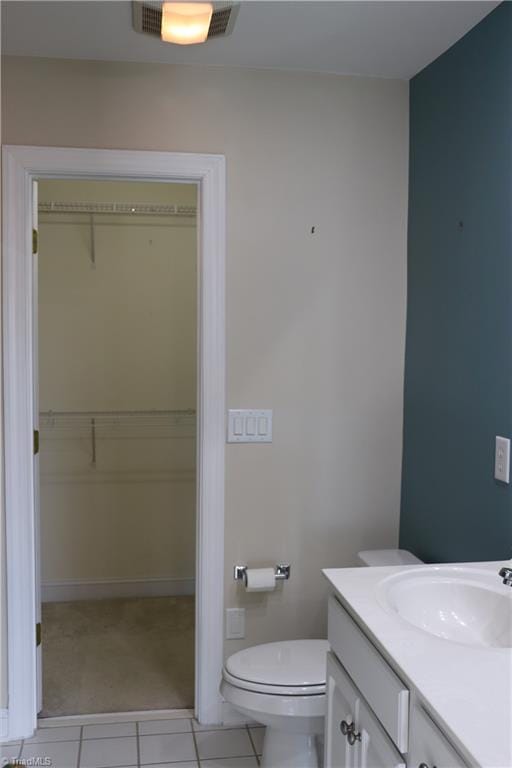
(226, 608, 245, 639)
(227, 409, 272, 443)
(494, 436, 510, 484)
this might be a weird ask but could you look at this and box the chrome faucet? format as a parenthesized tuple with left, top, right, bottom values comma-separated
(499, 567, 512, 587)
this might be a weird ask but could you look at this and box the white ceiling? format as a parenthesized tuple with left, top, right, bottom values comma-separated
(1, 1, 499, 80)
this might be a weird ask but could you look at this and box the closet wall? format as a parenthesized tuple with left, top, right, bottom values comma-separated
(38, 179, 197, 600)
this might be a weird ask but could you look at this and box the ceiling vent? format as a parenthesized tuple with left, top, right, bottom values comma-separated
(132, 1, 239, 41)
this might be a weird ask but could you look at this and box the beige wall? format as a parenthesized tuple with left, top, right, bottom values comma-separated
(38, 179, 197, 412)
(38, 179, 197, 587)
(1, 56, 408, 699)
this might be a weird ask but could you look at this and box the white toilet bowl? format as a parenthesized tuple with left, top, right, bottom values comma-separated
(221, 639, 328, 768)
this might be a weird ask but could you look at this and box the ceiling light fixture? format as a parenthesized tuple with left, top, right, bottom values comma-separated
(161, 2, 214, 45)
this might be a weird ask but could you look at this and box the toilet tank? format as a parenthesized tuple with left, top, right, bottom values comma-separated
(357, 548, 422, 566)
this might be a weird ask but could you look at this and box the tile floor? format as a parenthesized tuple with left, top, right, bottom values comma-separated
(0, 717, 265, 768)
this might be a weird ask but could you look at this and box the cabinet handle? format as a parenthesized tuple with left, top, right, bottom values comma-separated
(347, 728, 361, 745)
(339, 720, 361, 745)
(340, 720, 352, 736)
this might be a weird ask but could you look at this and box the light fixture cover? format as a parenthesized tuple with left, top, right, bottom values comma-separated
(161, 2, 213, 45)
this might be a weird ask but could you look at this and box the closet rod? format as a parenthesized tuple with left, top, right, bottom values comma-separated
(39, 409, 196, 428)
(37, 221, 192, 229)
(40, 409, 196, 417)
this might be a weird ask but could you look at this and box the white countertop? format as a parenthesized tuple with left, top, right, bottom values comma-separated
(323, 561, 512, 768)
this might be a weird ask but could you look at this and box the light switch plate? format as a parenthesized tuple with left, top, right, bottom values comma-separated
(227, 409, 272, 443)
(495, 436, 510, 484)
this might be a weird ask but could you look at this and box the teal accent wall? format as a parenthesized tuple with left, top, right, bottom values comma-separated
(400, 3, 512, 562)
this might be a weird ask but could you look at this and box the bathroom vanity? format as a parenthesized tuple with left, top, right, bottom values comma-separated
(323, 562, 512, 768)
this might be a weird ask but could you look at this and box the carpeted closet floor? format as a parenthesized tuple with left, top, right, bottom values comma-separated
(41, 596, 195, 717)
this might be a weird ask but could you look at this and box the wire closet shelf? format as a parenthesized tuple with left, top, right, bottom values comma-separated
(40, 408, 196, 432)
(39, 201, 197, 217)
(39, 410, 197, 467)
(40, 407, 196, 436)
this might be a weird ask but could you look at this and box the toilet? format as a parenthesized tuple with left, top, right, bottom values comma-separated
(220, 548, 422, 768)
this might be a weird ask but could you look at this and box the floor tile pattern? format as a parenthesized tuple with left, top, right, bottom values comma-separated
(1, 717, 265, 768)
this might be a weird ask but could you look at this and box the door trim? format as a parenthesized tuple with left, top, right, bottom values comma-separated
(1, 145, 226, 738)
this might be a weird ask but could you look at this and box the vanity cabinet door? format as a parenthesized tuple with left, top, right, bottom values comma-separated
(408, 705, 469, 768)
(358, 698, 406, 768)
(325, 651, 361, 768)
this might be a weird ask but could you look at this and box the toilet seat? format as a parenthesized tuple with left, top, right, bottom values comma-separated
(223, 668, 325, 696)
(221, 678, 326, 720)
(223, 639, 328, 696)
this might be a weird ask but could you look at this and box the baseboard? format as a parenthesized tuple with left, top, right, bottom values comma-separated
(0, 708, 8, 741)
(42, 576, 195, 602)
(38, 708, 194, 728)
(38, 706, 258, 730)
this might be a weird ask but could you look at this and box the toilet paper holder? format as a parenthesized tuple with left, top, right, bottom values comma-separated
(233, 564, 291, 582)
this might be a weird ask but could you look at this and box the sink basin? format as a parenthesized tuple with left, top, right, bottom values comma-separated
(378, 566, 512, 648)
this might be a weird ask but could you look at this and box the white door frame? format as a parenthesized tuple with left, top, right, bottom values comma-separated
(1, 145, 226, 740)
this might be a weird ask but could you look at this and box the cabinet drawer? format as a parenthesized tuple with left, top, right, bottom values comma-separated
(328, 595, 409, 753)
(409, 705, 469, 768)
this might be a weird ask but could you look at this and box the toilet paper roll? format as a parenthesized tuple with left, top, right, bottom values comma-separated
(244, 568, 276, 592)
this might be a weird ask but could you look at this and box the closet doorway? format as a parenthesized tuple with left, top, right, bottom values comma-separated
(3, 146, 225, 739)
(37, 178, 197, 716)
